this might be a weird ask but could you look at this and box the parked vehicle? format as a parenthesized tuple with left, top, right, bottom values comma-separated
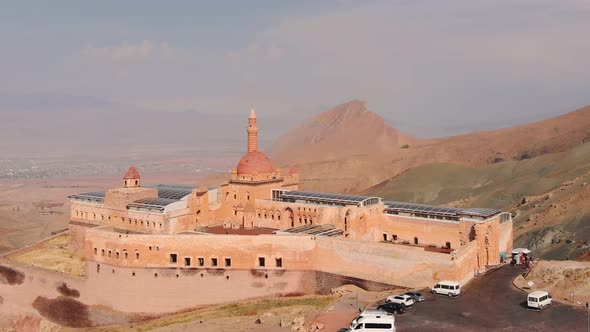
(432, 280, 461, 297)
(404, 291, 425, 303)
(376, 302, 407, 315)
(351, 310, 393, 327)
(348, 315, 396, 331)
(385, 294, 415, 306)
(527, 291, 552, 309)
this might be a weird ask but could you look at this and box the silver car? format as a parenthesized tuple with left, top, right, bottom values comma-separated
(404, 291, 426, 303)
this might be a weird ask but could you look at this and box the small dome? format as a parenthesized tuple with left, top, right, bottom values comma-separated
(123, 165, 140, 179)
(289, 167, 298, 175)
(236, 151, 274, 175)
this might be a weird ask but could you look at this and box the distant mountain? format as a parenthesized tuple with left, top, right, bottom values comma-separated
(267, 100, 419, 164)
(266, 101, 590, 193)
(0, 94, 300, 158)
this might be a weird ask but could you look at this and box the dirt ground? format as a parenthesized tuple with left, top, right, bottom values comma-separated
(514, 260, 590, 307)
(0, 284, 405, 332)
(7, 234, 86, 276)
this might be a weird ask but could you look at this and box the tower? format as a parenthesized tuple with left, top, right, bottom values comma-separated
(123, 165, 141, 188)
(247, 108, 259, 152)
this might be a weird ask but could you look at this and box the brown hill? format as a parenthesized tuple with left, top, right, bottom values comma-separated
(267, 100, 419, 165)
(267, 101, 590, 193)
(424, 105, 590, 165)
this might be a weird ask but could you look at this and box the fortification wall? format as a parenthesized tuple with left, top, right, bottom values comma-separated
(448, 240, 478, 285)
(84, 230, 317, 270)
(1, 229, 481, 317)
(381, 215, 461, 249)
(499, 220, 513, 255)
(70, 201, 170, 234)
(0, 259, 84, 318)
(84, 229, 468, 289)
(83, 263, 315, 312)
(312, 237, 458, 288)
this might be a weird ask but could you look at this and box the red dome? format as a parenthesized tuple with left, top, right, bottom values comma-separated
(237, 151, 274, 174)
(123, 165, 140, 179)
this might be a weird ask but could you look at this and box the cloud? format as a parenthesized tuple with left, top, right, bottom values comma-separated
(81, 40, 174, 62)
(225, 43, 285, 62)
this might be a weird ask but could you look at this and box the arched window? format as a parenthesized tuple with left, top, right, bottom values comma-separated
(414, 237, 419, 245)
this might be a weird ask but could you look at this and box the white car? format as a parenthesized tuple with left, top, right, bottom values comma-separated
(385, 294, 415, 307)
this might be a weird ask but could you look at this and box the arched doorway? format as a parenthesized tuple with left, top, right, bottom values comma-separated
(284, 207, 294, 228)
(485, 226, 492, 266)
(344, 210, 351, 232)
(195, 210, 201, 230)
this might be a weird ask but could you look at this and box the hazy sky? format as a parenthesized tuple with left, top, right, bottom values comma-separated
(1, 0, 589, 137)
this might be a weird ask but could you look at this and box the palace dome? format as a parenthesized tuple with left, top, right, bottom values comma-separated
(237, 151, 274, 175)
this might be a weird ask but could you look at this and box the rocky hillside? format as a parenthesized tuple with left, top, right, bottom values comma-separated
(362, 143, 590, 259)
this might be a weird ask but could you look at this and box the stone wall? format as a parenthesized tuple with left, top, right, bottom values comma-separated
(83, 229, 469, 289)
(498, 219, 513, 255)
(381, 214, 461, 249)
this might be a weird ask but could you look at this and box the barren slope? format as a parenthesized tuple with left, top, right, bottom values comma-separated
(267, 101, 590, 193)
(363, 143, 590, 259)
(267, 100, 419, 165)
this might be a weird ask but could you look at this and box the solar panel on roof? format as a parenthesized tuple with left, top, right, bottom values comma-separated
(280, 191, 380, 206)
(68, 192, 105, 203)
(384, 201, 462, 218)
(460, 208, 501, 218)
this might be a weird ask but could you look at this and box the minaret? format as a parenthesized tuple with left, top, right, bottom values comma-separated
(247, 108, 259, 152)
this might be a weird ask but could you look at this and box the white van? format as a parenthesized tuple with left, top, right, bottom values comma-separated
(349, 315, 396, 332)
(527, 291, 552, 309)
(432, 280, 461, 297)
(351, 310, 393, 327)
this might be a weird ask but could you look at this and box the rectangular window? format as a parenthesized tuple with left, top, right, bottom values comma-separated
(170, 254, 178, 264)
(393, 234, 398, 241)
(383, 233, 388, 241)
(198, 257, 205, 267)
(184, 257, 191, 266)
(275, 258, 283, 268)
(225, 258, 231, 267)
(258, 257, 265, 267)
(211, 258, 218, 267)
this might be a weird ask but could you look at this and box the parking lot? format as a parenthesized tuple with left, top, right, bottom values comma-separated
(351, 265, 588, 331)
